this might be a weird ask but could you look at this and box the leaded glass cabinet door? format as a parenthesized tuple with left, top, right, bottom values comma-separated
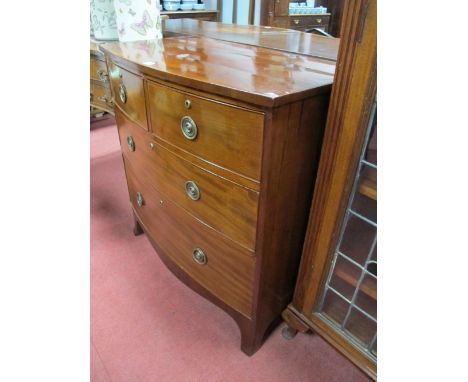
(317, 105, 377, 361)
(281, 0, 376, 378)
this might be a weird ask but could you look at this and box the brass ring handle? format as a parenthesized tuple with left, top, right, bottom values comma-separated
(136, 192, 144, 207)
(184, 99, 192, 109)
(185, 180, 200, 201)
(180, 116, 198, 140)
(293, 19, 299, 25)
(192, 248, 207, 265)
(127, 136, 135, 152)
(98, 70, 109, 82)
(119, 84, 127, 104)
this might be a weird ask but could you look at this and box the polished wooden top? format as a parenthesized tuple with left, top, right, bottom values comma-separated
(163, 19, 339, 61)
(100, 36, 335, 107)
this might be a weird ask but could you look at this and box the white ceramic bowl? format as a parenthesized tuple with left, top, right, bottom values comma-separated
(180, 3, 193, 10)
(182, 0, 197, 3)
(193, 4, 206, 10)
(163, 2, 180, 10)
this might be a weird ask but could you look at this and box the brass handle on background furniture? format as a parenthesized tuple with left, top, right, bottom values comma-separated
(185, 181, 200, 201)
(184, 99, 192, 109)
(293, 19, 299, 25)
(192, 248, 207, 265)
(98, 70, 109, 82)
(119, 84, 127, 104)
(316, 18, 322, 23)
(127, 136, 135, 152)
(136, 192, 144, 207)
(181, 116, 198, 140)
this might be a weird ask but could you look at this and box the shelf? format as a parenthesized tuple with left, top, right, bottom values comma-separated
(335, 262, 376, 300)
(161, 10, 219, 15)
(358, 167, 377, 201)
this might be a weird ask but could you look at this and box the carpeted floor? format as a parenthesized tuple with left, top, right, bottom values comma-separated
(90, 117, 370, 382)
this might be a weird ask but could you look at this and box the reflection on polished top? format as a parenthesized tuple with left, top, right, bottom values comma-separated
(100, 36, 335, 107)
(163, 19, 340, 62)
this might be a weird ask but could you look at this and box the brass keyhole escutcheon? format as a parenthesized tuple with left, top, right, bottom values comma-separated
(119, 84, 127, 104)
(180, 116, 197, 140)
(136, 192, 144, 207)
(149, 142, 155, 150)
(192, 248, 207, 265)
(184, 99, 192, 109)
(127, 136, 135, 152)
(185, 181, 200, 201)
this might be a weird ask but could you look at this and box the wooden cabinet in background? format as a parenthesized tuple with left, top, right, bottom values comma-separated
(261, 0, 345, 36)
(281, 0, 377, 379)
(261, 0, 331, 32)
(90, 40, 114, 115)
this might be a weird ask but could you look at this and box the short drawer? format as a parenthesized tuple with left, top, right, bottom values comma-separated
(90, 81, 113, 110)
(147, 81, 264, 181)
(109, 63, 148, 130)
(116, 109, 259, 250)
(289, 15, 330, 28)
(125, 158, 255, 318)
(90, 57, 109, 83)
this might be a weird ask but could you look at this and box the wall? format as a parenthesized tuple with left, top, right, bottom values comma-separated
(217, 0, 261, 25)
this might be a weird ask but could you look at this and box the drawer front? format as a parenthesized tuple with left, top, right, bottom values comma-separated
(90, 81, 113, 110)
(125, 158, 255, 317)
(90, 57, 109, 83)
(109, 63, 148, 130)
(147, 81, 264, 181)
(289, 15, 330, 28)
(116, 109, 259, 250)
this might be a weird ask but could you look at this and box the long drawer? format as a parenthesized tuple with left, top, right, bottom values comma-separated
(116, 109, 259, 250)
(90, 81, 113, 111)
(109, 63, 148, 130)
(90, 57, 109, 83)
(147, 81, 264, 181)
(124, 158, 255, 317)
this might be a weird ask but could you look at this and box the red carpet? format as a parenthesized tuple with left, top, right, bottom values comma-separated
(90, 117, 370, 382)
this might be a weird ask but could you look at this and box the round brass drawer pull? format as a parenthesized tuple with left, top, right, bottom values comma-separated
(127, 136, 135, 152)
(136, 192, 144, 207)
(119, 84, 127, 104)
(185, 180, 200, 201)
(181, 116, 198, 140)
(192, 248, 207, 265)
(316, 18, 322, 23)
(184, 99, 192, 109)
(293, 19, 300, 25)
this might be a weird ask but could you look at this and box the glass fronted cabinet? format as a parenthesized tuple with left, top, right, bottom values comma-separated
(281, 0, 377, 379)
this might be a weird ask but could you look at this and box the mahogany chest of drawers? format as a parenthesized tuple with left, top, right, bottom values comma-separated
(90, 40, 114, 115)
(100, 36, 335, 355)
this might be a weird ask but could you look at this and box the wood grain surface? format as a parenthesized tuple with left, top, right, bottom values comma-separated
(124, 158, 256, 318)
(100, 36, 335, 107)
(116, 109, 259, 251)
(147, 80, 264, 181)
